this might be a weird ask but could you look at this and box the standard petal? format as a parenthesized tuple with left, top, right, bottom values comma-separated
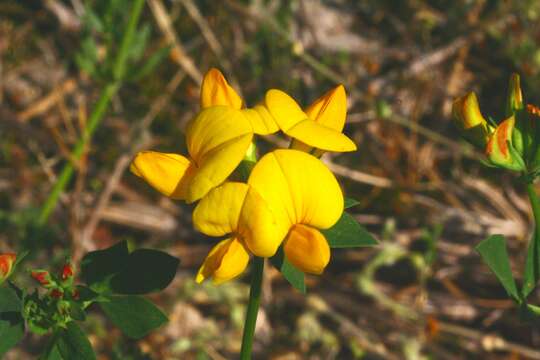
(241, 105, 279, 135)
(238, 187, 290, 258)
(130, 151, 195, 200)
(248, 149, 344, 230)
(200, 68, 243, 109)
(264, 89, 308, 132)
(193, 182, 249, 236)
(284, 224, 330, 274)
(186, 133, 252, 203)
(196, 237, 250, 285)
(287, 120, 357, 152)
(305, 85, 347, 131)
(186, 106, 253, 163)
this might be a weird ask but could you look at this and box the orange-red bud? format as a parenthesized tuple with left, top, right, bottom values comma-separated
(485, 116, 524, 171)
(0, 253, 16, 283)
(61, 263, 74, 281)
(31, 270, 52, 287)
(50, 289, 64, 299)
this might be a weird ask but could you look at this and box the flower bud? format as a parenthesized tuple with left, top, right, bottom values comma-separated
(452, 92, 490, 147)
(31, 270, 53, 287)
(50, 289, 64, 299)
(61, 263, 74, 281)
(0, 253, 16, 284)
(486, 116, 525, 171)
(507, 73, 524, 116)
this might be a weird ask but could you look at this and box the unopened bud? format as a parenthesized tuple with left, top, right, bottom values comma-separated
(452, 92, 490, 147)
(486, 116, 524, 171)
(61, 263, 74, 281)
(31, 270, 53, 287)
(50, 289, 64, 299)
(507, 73, 524, 115)
(0, 253, 16, 284)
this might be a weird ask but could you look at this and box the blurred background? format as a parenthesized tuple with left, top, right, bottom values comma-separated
(2, 0, 540, 358)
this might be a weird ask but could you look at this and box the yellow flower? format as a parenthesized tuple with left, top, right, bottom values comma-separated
(200, 68, 278, 135)
(263, 87, 356, 153)
(193, 149, 343, 283)
(131, 106, 253, 203)
(452, 92, 491, 147)
(131, 69, 278, 203)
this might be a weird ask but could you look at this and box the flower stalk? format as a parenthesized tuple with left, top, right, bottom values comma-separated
(240, 256, 264, 360)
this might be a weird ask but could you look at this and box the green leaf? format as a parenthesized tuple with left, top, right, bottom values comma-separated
(0, 287, 21, 312)
(110, 249, 179, 295)
(522, 229, 540, 298)
(476, 235, 520, 301)
(344, 198, 360, 209)
(68, 303, 86, 322)
(0, 312, 24, 356)
(57, 322, 96, 360)
(100, 296, 167, 339)
(322, 212, 378, 248)
(270, 248, 305, 293)
(80, 241, 130, 293)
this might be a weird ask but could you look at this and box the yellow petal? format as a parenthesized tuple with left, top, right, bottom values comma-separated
(200, 68, 243, 109)
(130, 151, 195, 200)
(193, 182, 249, 236)
(248, 149, 344, 230)
(452, 92, 490, 147)
(264, 89, 307, 131)
(238, 187, 290, 257)
(196, 237, 250, 284)
(305, 85, 347, 131)
(241, 105, 279, 135)
(288, 120, 357, 152)
(284, 224, 330, 274)
(187, 133, 252, 203)
(186, 106, 252, 162)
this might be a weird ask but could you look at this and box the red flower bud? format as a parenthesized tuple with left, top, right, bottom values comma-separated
(50, 289, 64, 299)
(31, 270, 52, 287)
(61, 263, 74, 281)
(0, 253, 16, 283)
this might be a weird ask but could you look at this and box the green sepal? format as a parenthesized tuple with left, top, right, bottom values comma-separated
(270, 247, 306, 293)
(322, 212, 378, 248)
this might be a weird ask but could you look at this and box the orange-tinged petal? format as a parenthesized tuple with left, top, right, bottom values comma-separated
(452, 92, 490, 147)
(186, 133, 252, 203)
(305, 85, 347, 131)
(241, 105, 279, 135)
(238, 187, 290, 257)
(0, 253, 16, 282)
(287, 120, 357, 152)
(196, 237, 250, 284)
(193, 182, 249, 236)
(186, 106, 252, 163)
(130, 151, 196, 200)
(248, 149, 344, 230)
(284, 224, 330, 274)
(200, 68, 243, 109)
(486, 116, 523, 171)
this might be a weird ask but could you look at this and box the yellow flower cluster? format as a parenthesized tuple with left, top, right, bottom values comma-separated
(131, 69, 356, 284)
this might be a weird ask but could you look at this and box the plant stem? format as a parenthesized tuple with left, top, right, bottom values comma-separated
(523, 183, 540, 297)
(240, 256, 264, 360)
(37, 0, 146, 225)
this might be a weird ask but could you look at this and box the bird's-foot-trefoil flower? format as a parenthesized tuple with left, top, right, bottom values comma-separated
(452, 92, 492, 148)
(131, 69, 279, 203)
(263, 87, 357, 153)
(193, 149, 344, 283)
(0, 253, 16, 284)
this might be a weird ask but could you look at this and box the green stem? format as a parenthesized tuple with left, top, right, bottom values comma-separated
(240, 256, 264, 360)
(37, 0, 145, 225)
(523, 183, 540, 298)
